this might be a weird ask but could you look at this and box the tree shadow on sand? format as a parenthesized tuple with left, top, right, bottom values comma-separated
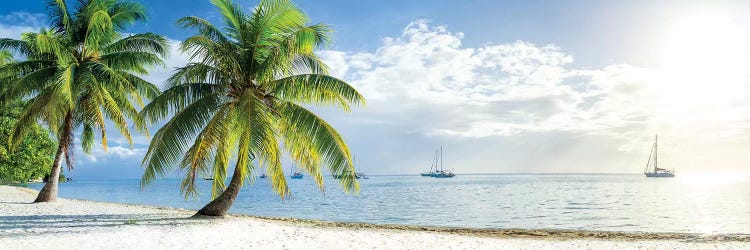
(0, 213, 205, 237)
(0, 201, 33, 205)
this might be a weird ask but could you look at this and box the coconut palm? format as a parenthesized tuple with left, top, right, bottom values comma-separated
(0, 0, 168, 202)
(140, 0, 364, 216)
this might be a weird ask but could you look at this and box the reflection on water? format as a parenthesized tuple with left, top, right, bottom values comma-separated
(24, 174, 750, 234)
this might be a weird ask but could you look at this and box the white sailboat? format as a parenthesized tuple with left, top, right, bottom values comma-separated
(431, 146, 455, 178)
(644, 135, 675, 178)
(420, 146, 455, 178)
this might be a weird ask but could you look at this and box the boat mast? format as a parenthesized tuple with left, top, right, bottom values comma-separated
(654, 134, 658, 173)
(429, 150, 435, 172)
(434, 150, 438, 172)
(644, 141, 653, 173)
(440, 146, 443, 172)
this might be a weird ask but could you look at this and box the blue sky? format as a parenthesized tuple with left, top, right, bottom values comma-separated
(2, 0, 750, 179)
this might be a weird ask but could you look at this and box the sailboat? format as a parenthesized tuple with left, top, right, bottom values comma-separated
(431, 146, 455, 178)
(420, 146, 455, 178)
(644, 134, 675, 178)
(290, 164, 304, 179)
(333, 154, 364, 179)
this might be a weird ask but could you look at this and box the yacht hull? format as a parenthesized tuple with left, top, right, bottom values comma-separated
(645, 172, 675, 177)
(432, 175, 454, 178)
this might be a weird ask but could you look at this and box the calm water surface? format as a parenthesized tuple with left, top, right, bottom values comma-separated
(24, 174, 750, 234)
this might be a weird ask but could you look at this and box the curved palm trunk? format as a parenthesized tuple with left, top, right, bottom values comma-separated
(195, 162, 244, 217)
(34, 112, 73, 203)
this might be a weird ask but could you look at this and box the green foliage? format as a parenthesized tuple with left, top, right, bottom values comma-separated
(0, 101, 56, 184)
(141, 0, 365, 199)
(0, 0, 168, 171)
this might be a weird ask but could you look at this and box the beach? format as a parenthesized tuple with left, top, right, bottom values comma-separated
(0, 185, 747, 249)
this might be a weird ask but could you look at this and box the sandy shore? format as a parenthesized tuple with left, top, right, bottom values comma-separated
(1, 185, 747, 249)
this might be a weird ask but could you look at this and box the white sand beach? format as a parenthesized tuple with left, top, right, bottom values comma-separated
(0, 185, 747, 250)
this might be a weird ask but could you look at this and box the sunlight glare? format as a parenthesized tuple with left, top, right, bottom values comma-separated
(653, 14, 750, 122)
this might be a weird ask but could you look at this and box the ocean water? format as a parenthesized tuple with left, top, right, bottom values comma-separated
(23, 174, 750, 234)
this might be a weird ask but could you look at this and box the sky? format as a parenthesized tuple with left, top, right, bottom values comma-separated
(2, 0, 750, 179)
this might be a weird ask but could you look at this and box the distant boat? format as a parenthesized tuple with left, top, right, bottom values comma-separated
(290, 164, 304, 179)
(259, 173, 267, 179)
(332, 171, 362, 179)
(644, 134, 675, 178)
(333, 154, 365, 179)
(421, 146, 455, 178)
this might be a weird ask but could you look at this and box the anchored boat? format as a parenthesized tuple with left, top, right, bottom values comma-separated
(333, 154, 365, 179)
(644, 134, 675, 178)
(290, 164, 304, 179)
(421, 146, 455, 178)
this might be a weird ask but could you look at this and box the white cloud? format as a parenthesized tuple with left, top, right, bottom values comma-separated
(107, 146, 145, 158)
(321, 20, 643, 138)
(72, 138, 147, 164)
(0, 12, 46, 27)
(0, 12, 46, 39)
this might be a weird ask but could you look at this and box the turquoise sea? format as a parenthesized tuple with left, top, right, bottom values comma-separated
(23, 174, 750, 234)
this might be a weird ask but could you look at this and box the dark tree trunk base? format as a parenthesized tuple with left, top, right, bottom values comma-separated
(33, 181, 57, 202)
(190, 213, 226, 219)
(194, 163, 245, 217)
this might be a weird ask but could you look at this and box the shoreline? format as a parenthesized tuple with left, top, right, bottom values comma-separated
(9, 185, 750, 243)
(2, 185, 748, 249)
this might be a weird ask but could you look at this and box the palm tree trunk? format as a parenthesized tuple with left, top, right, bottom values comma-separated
(195, 162, 244, 217)
(34, 111, 73, 203)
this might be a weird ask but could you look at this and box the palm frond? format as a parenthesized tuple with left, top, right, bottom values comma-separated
(270, 74, 365, 111)
(103, 33, 169, 57)
(278, 102, 359, 193)
(141, 94, 224, 187)
(46, 0, 71, 33)
(140, 83, 226, 123)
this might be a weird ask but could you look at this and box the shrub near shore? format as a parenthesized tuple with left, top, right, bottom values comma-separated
(0, 101, 56, 184)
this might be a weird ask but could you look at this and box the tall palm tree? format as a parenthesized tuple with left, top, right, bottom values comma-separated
(0, 0, 168, 202)
(141, 0, 365, 217)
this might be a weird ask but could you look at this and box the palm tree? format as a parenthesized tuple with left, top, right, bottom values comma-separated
(140, 0, 365, 217)
(0, 0, 168, 202)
